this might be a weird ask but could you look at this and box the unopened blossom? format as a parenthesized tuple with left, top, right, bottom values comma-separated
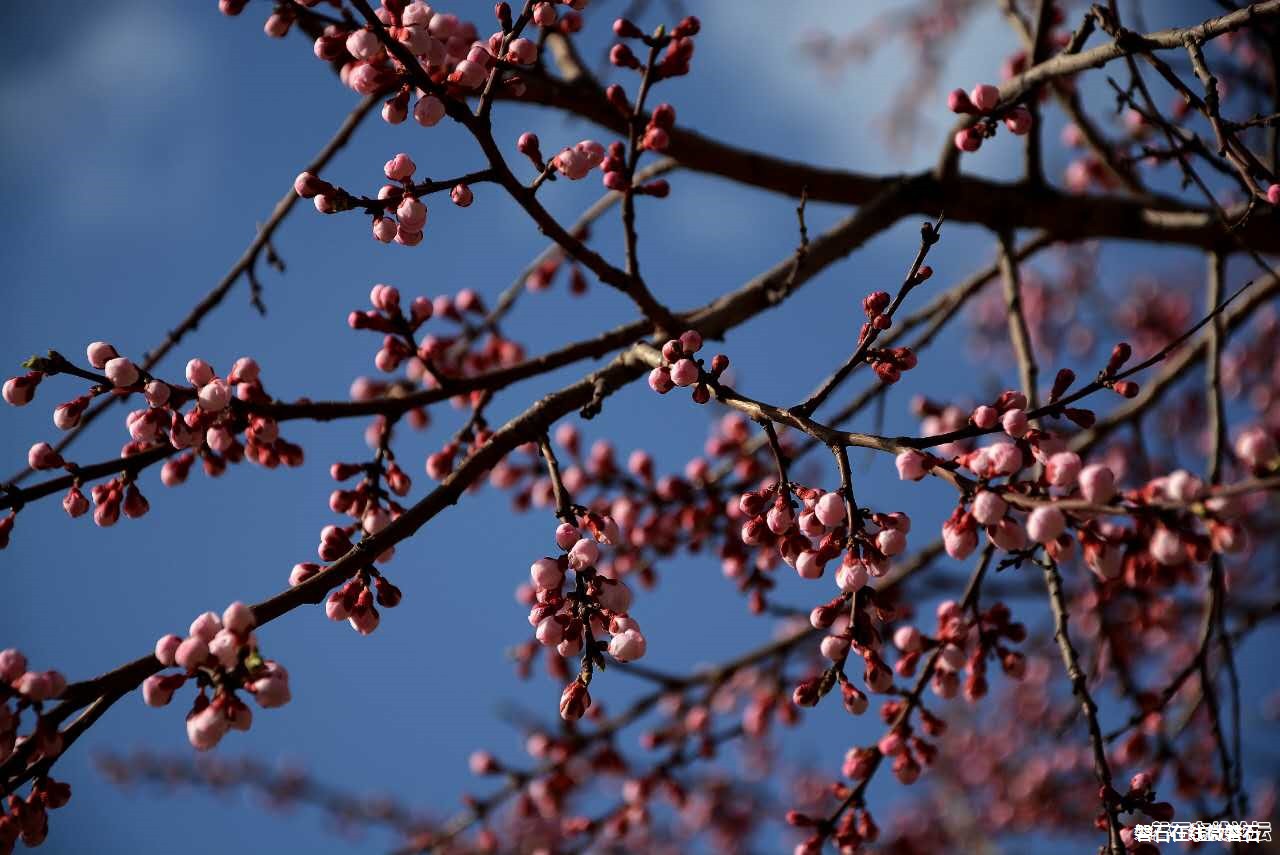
(104, 357, 139, 388)
(1026, 505, 1065, 544)
(895, 450, 927, 481)
(970, 83, 1000, 111)
(530, 557, 563, 590)
(86, 341, 118, 369)
(814, 492, 845, 526)
(971, 490, 1007, 525)
(186, 358, 215, 387)
(608, 628, 647, 662)
(567, 537, 599, 570)
(1079, 463, 1116, 504)
(1001, 408, 1028, 438)
(1045, 452, 1082, 488)
(795, 550, 827, 579)
(198, 380, 231, 412)
(414, 95, 446, 127)
(1149, 527, 1184, 565)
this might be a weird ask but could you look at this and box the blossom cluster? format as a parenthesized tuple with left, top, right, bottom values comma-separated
(2, 345, 301, 548)
(949, 82, 1034, 152)
(0, 651, 66, 766)
(647, 330, 728, 401)
(521, 510, 640, 721)
(143, 603, 291, 751)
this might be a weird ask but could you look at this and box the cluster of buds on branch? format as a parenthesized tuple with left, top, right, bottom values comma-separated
(1, 345, 300, 549)
(144, 603, 291, 752)
(950, 82, 1033, 152)
(647, 331, 728, 401)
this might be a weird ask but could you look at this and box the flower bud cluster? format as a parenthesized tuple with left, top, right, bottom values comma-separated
(144, 603, 291, 752)
(949, 82, 1033, 152)
(647, 331, 727, 402)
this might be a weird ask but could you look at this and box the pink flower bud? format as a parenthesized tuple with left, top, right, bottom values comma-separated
(1086, 543, 1122, 580)
(530, 557, 564, 590)
(289, 563, 320, 586)
(104, 357, 139, 388)
(670, 359, 699, 387)
(836, 555, 869, 592)
(799, 510, 825, 538)
(559, 679, 590, 720)
(325, 590, 350, 621)
(814, 492, 846, 527)
(451, 183, 474, 207)
(894, 626, 923, 652)
(819, 635, 849, 660)
(450, 58, 487, 89)
(895, 450, 927, 481)
(62, 486, 89, 518)
(198, 380, 231, 412)
(250, 668, 291, 708)
(1149, 527, 1183, 566)
(766, 502, 794, 535)
(597, 578, 632, 613)
(608, 629, 647, 662)
(954, 128, 983, 152)
(185, 704, 229, 751)
(535, 616, 564, 646)
(648, 366, 674, 394)
(293, 172, 328, 198)
(987, 442, 1023, 475)
(567, 537, 600, 570)
(174, 636, 210, 671)
(185, 358, 215, 387)
(971, 490, 1007, 525)
(877, 527, 907, 556)
(27, 442, 62, 471)
(469, 750, 500, 775)
(142, 674, 178, 707)
(189, 611, 222, 642)
(414, 95, 446, 127)
(0, 649, 27, 683)
(943, 521, 978, 560)
(507, 37, 536, 64)
(144, 380, 171, 407)
(346, 28, 382, 60)
(403, 2, 433, 26)
(990, 517, 1027, 551)
(865, 661, 894, 693)
(533, 2, 558, 27)
(971, 405, 998, 429)
(795, 550, 826, 579)
(384, 153, 416, 181)
(1045, 452, 1082, 488)
(1079, 463, 1116, 504)
(3, 376, 37, 406)
(970, 83, 1000, 112)
(154, 634, 182, 666)
(1004, 105, 1033, 134)
(554, 523, 579, 551)
(947, 88, 974, 113)
(86, 341, 118, 369)
(372, 217, 397, 242)
(222, 601, 255, 635)
(1001, 408, 1028, 438)
(397, 197, 427, 230)
(349, 606, 381, 635)
(1026, 505, 1066, 544)
(1234, 426, 1277, 468)
(208, 630, 240, 670)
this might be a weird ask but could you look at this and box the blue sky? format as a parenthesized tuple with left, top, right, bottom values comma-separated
(0, 1, 1274, 853)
